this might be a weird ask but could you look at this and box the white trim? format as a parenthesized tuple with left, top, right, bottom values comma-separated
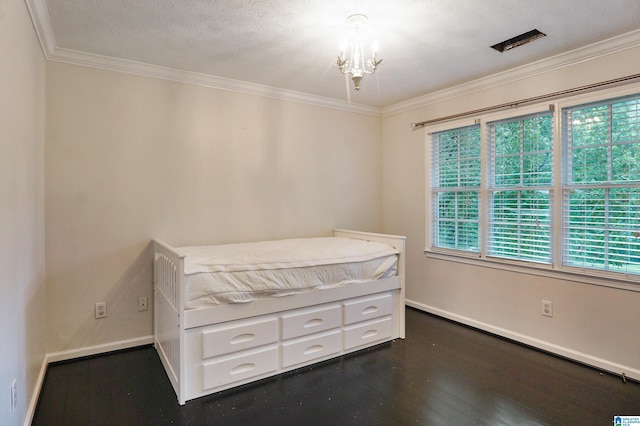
(424, 250, 640, 292)
(422, 117, 479, 135)
(406, 299, 640, 382)
(25, 0, 381, 116)
(24, 356, 48, 426)
(47, 47, 382, 116)
(481, 103, 555, 124)
(26, 0, 640, 116)
(383, 29, 640, 117)
(24, 0, 56, 59)
(555, 80, 640, 110)
(424, 132, 433, 251)
(46, 335, 154, 363)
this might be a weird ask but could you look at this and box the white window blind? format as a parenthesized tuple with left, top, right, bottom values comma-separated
(487, 112, 553, 263)
(431, 125, 481, 252)
(425, 87, 640, 286)
(563, 95, 640, 275)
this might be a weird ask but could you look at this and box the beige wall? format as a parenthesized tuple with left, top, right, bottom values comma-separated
(20, 11, 640, 419)
(45, 62, 383, 353)
(382, 46, 640, 379)
(0, 0, 47, 424)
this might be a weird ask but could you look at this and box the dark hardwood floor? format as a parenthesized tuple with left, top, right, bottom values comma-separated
(33, 308, 640, 425)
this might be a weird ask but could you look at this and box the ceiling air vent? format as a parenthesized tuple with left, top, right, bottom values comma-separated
(491, 29, 546, 52)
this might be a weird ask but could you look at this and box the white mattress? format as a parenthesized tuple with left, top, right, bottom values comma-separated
(177, 237, 399, 309)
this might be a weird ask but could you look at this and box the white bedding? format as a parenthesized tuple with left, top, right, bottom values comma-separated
(178, 237, 399, 309)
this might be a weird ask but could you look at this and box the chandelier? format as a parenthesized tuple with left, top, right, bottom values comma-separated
(336, 14, 382, 92)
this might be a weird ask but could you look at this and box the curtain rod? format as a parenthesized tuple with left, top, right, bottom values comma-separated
(410, 73, 640, 129)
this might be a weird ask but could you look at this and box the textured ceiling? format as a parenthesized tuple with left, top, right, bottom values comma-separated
(39, 0, 640, 107)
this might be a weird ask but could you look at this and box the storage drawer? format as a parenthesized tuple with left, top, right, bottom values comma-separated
(343, 316, 393, 350)
(202, 346, 278, 390)
(281, 304, 341, 340)
(281, 329, 341, 368)
(343, 293, 393, 325)
(202, 317, 278, 359)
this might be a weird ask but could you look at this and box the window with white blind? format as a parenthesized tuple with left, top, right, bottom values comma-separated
(563, 95, 640, 275)
(430, 125, 481, 252)
(426, 87, 640, 285)
(487, 112, 553, 263)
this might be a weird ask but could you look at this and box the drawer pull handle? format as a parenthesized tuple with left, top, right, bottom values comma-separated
(303, 345, 324, 355)
(362, 306, 378, 315)
(231, 363, 256, 375)
(304, 318, 324, 328)
(230, 333, 256, 344)
(362, 330, 378, 339)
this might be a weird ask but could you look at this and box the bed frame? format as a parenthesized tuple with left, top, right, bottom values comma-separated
(153, 229, 406, 405)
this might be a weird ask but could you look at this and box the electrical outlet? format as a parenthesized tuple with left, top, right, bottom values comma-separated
(542, 300, 553, 317)
(10, 379, 16, 413)
(138, 297, 148, 312)
(95, 302, 107, 319)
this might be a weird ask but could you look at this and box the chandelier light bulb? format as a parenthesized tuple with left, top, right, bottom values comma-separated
(339, 40, 348, 57)
(371, 40, 379, 55)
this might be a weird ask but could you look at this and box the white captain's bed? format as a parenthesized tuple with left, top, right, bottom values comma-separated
(153, 229, 406, 405)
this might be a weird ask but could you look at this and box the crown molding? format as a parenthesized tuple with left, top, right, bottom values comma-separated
(50, 47, 382, 116)
(25, 0, 640, 118)
(25, 0, 56, 58)
(24, 0, 381, 117)
(383, 29, 640, 117)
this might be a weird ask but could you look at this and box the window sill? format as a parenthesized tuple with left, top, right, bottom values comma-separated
(423, 249, 640, 293)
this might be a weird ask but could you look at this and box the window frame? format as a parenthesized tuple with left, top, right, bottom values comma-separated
(486, 111, 555, 265)
(429, 122, 482, 253)
(425, 118, 482, 259)
(561, 93, 640, 279)
(424, 83, 640, 291)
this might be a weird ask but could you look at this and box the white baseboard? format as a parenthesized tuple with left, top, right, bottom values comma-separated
(46, 335, 154, 363)
(25, 335, 154, 426)
(24, 355, 49, 426)
(406, 299, 640, 382)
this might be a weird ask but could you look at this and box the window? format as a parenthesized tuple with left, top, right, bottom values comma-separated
(426, 88, 640, 284)
(563, 95, 640, 275)
(488, 112, 553, 263)
(430, 125, 481, 252)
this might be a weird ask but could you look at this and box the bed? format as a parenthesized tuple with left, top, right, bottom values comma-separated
(153, 229, 406, 405)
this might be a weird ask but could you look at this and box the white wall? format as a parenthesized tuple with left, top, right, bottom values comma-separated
(45, 62, 383, 354)
(382, 44, 640, 379)
(0, 0, 46, 424)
